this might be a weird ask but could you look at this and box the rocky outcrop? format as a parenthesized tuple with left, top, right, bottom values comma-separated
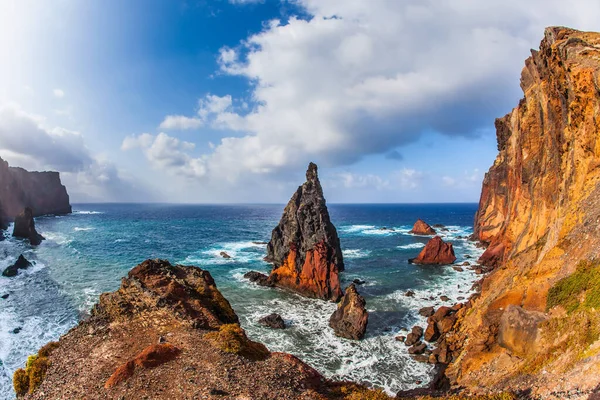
(328, 284, 368, 340)
(2, 255, 32, 277)
(443, 28, 600, 397)
(13, 208, 44, 245)
(243, 270, 272, 287)
(14, 259, 386, 399)
(409, 236, 456, 265)
(0, 157, 71, 221)
(409, 219, 436, 235)
(265, 163, 344, 301)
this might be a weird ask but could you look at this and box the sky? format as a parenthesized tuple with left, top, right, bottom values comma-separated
(0, 0, 599, 204)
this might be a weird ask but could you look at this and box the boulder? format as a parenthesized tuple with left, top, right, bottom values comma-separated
(409, 236, 456, 265)
(244, 271, 272, 287)
(265, 163, 344, 301)
(405, 326, 424, 346)
(13, 208, 44, 245)
(219, 252, 232, 259)
(409, 219, 437, 235)
(498, 305, 546, 356)
(258, 313, 286, 329)
(424, 320, 440, 342)
(419, 306, 435, 317)
(408, 342, 427, 355)
(329, 284, 368, 340)
(2, 255, 32, 277)
(352, 279, 366, 285)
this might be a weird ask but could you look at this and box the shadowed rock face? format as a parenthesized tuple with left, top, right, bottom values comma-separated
(266, 163, 344, 301)
(409, 219, 436, 235)
(329, 284, 368, 340)
(13, 208, 44, 245)
(0, 157, 71, 220)
(409, 236, 456, 265)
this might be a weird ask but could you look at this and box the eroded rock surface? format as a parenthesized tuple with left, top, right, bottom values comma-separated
(13, 208, 44, 245)
(328, 284, 368, 340)
(266, 163, 344, 301)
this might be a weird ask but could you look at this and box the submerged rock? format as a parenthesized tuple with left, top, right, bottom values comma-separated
(265, 163, 344, 301)
(13, 208, 44, 246)
(352, 279, 366, 285)
(329, 284, 368, 340)
(219, 251, 231, 259)
(409, 219, 437, 235)
(409, 236, 456, 265)
(258, 313, 286, 329)
(2, 255, 32, 277)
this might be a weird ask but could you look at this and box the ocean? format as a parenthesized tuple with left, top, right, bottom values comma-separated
(0, 203, 482, 398)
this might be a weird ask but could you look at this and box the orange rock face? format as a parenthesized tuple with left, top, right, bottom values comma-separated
(446, 27, 600, 396)
(266, 163, 344, 301)
(269, 241, 342, 301)
(409, 219, 436, 235)
(409, 236, 456, 265)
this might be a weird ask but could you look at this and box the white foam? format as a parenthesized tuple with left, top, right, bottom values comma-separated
(340, 225, 376, 233)
(397, 243, 426, 250)
(43, 231, 73, 246)
(342, 249, 372, 259)
(180, 241, 268, 266)
(74, 227, 95, 232)
(73, 210, 104, 215)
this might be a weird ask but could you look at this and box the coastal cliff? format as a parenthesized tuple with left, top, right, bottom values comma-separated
(15, 259, 388, 399)
(0, 157, 71, 219)
(266, 163, 344, 301)
(446, 27, 600, 397)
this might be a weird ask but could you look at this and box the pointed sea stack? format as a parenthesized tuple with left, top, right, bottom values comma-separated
(329, 284, 368, 340)
(409, 236, 456, 265)
(266, 163, 344, 301)
(409, 219, 436, 235)
(13, 207, 44, 246)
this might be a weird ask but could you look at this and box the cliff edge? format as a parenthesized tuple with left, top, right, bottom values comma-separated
(0, 156, 71, 219)
(447, 27, 600, 397)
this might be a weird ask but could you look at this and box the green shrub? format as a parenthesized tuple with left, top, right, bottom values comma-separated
(547, 259, 600, 312)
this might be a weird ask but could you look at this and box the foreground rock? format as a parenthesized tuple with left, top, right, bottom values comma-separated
(443, 28, 600, 397)
(2, 255, 32, 277)
(0, 156, 71, 220)
(409, 219, 436, 235)
(243, 270, 272, 286)
(14, 259, 388, 399)
(328, 284, 368, 340)
(13, 208, 44, 245)
(265, 163, 344, 301)
(409, 236, 456, 265)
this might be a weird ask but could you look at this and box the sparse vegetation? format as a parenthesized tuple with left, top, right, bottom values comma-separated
(13, 341, 59, 397)
(547, 259, 600, 312)
(205, 324, 270, 361)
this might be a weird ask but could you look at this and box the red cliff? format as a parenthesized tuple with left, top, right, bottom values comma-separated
(266, 163, 344, 301)
(444, 27, 600, 397)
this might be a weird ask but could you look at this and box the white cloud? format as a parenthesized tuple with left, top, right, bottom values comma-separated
(158, 0, 600, 185)
(53, 89, 65, 98)
(0, 103, 152, 202)
(121, 132, 207, 179)
(159, 115, 203, 130)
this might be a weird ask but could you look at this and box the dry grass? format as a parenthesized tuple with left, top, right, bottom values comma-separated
(12, 341, 59, 397)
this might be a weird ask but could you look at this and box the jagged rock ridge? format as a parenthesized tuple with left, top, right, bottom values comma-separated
(445, 27, 600, 397)
(266, 162, 344, 301)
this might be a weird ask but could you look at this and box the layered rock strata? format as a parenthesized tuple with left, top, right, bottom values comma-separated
(265, 163, 344, 301)
(444, 27, 600, 397)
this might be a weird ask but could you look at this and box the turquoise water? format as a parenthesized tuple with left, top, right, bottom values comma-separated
(0, 203, 483, 397)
